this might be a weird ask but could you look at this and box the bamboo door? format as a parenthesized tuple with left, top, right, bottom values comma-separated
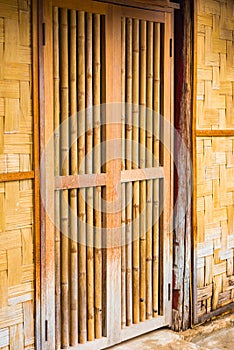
(39, 0, 174, 349)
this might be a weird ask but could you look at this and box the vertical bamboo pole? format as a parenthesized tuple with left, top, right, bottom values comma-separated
(60, 8, 69, 348)
(126, 17, 133, 327)
(139, 20, 147, 323)
(69, 9, 78, 346)
(86, 12, 95, 342)
(53, 7, 61, 348)
(153, 23, 161, 317)
(121, 16, 126, 329)
(93, 13, 102, 339)
(78, 11, 87, 344)
(132, 18, 140, 324)
(146, 21, 153, 320)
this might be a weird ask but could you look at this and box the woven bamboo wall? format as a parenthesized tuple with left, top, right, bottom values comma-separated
(196, 0, 234, 319)
(0, 0, 34, 349)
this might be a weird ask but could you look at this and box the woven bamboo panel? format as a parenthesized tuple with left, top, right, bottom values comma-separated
(0, 1, 34, 349)
(196, 0, 234, 129)
(0, 0, 33, 174)
(196, 137, 234, 317)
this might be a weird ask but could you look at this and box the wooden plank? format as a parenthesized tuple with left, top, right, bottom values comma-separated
(97, 0, 179, 10)
(53, 0, 108, 13)
(54, 173, 106, 190)
(105, 6, 122, 345)
(121, 167, 164, 182)
(0, 171, 34, 183)
(39, 0, 55, 348)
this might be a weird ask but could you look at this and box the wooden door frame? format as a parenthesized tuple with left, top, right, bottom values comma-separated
(36, 0, 175, 348)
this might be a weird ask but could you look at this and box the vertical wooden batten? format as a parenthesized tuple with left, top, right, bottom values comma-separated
(104, 5, 122, 345)
(32, 0, 41, 348)
(39, 0, 55, 348)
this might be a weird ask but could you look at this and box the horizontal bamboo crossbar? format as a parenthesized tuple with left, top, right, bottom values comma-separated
(121, 167, 164, 183)
(0, 171, 34, 183)
(54, 173, 106, 190)
(196, 130, 234, 137)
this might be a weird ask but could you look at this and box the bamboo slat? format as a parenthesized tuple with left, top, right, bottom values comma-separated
(121, 16, 126, 329)
(78, 10, 87, 344)
(132, 18, 140, 324)
(69, 9, 78, 347)
(153, 22, 160, 318)
(146, 21, 153, 320)
(53, 7, 61, 349)
(86, 12, 95, 342)
(59, 8, 69, 348)
(126, 17, 133, 327)
(140, 20, 147, 322)
(93, 13, 102, 339)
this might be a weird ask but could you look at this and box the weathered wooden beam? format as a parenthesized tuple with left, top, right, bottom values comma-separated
(172, 0, 193, 331)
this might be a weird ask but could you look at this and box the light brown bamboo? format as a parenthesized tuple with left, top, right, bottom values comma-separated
(121, 16, 126, 329)
(60, 8, 69, 348)
(153, 23, 161, 317)
(126, 17, 133, 327)
(146, 21, 153, 320)
(86, 12, 95, 342)
(78, 10, 87, 344)
(93, 13, 102, 339)
(139, 19, 147, 323)
(69, 9, 78, 346)
(53, 7, 61, 349)
(132, 18, 140, 325)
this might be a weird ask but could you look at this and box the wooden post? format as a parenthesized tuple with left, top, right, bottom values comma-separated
(172, 0, 192, 331)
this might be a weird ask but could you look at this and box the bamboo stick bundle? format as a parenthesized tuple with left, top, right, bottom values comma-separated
(60, 8, 69, 347)
(78, 11, 87, 344)
(132, 18, 140, 324)
(93, 13, 102, 339)
(153, 23, 161, 317)
(69, 9, 78, 346)
(121, 17, 126, 328)
(53, 7, 61, 348)
(139, 19, 147, 323)
(146, 21, 153, 320)
(86, 12, 95, 342)
(126, 17, 133, 327)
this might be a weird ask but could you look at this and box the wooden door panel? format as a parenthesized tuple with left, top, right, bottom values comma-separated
(40, 1, 173, 348)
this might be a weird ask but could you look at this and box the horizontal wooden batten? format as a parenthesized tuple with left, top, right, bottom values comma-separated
(52, 0, 108, 14)
(196, 130, 234, 137)
(121, 167, 164, 183)
(0, 171, 35, 183)
(96, 0, 180, 10)
(54, 173, 107, 190)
